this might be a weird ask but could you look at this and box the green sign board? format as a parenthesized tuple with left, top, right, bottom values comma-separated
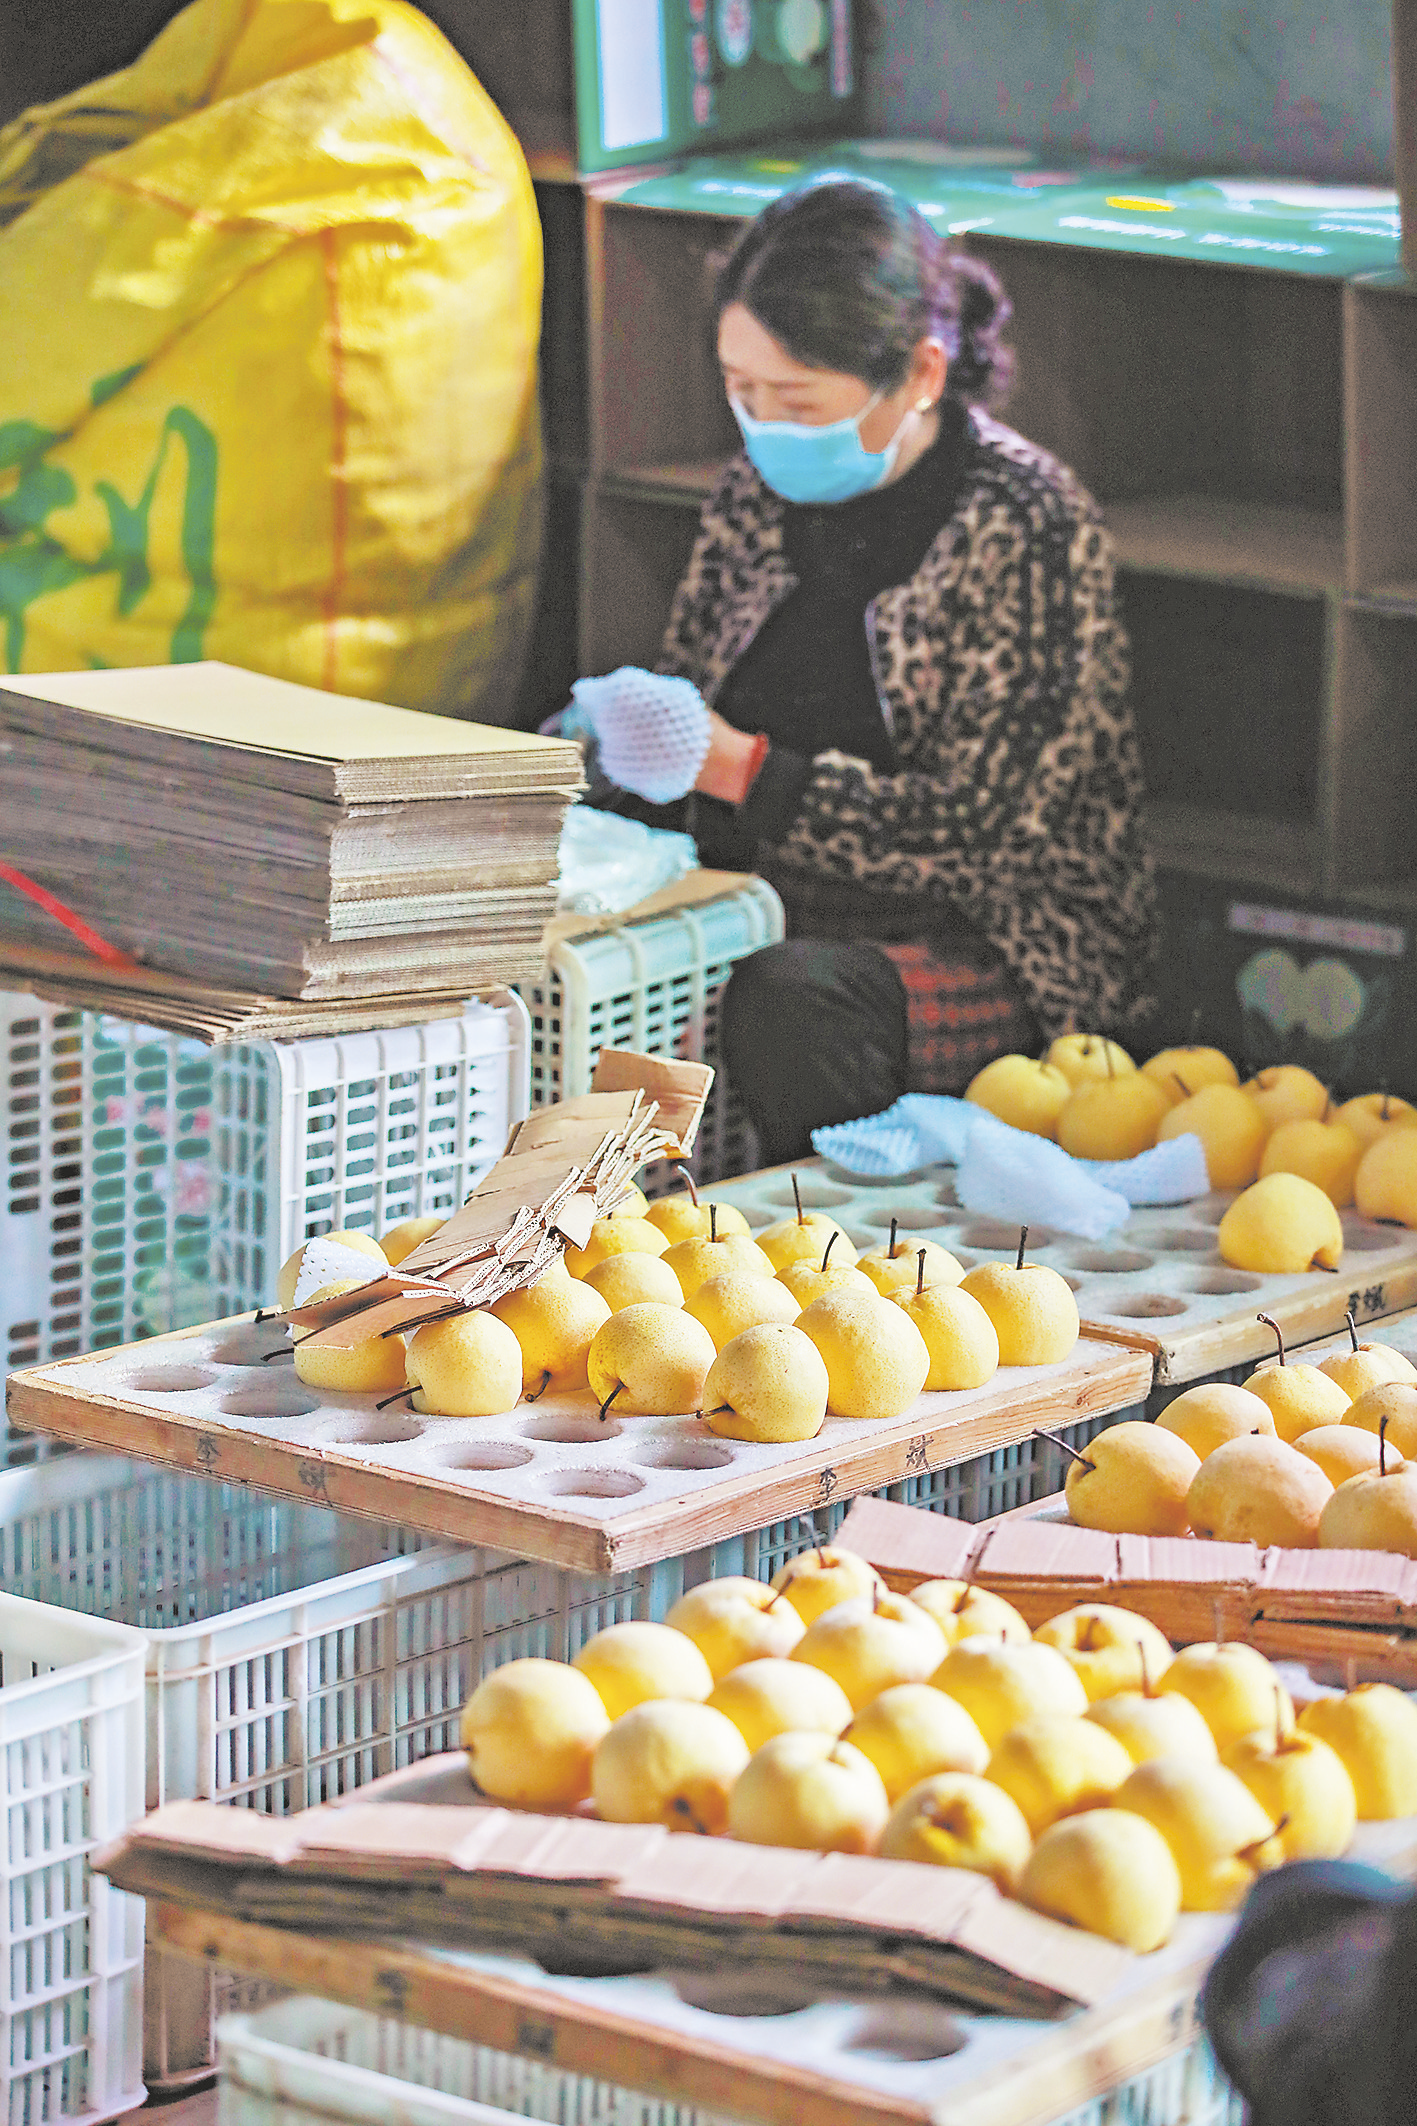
(571, 0, 857, 173)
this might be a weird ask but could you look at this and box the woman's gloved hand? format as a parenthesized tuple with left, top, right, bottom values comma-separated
(563, 668, 712, 804)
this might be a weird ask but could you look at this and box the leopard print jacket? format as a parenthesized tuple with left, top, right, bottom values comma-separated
(658, 411, 1158, 1039)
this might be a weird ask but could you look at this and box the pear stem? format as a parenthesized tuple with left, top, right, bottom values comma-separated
(598, 1383, 624, 1424)
(917, 1248, 927, 1297)
(710, 1203, 719, 1243)
(671, 1161, 700, 1208)
(1034, 1424, 1095, 1473)
(705, 1403, 733, 1417)
(1016, 1226, 1028, 1271)
(889, 1216, 900, 1260)
(1382, 1092, 1391, 1120)
(375, 1387, 414, 1411)
(1346, 1309, 1360, 1354)
(1258, 1313, 1286, 1367)
(1380, 1412, 1390, 1478)
(821, 1232, 839, 1273)
(1172, 1072, 1192, 1099)
(1105, 1041, 1115, 1079)
(523, 1369, 553, 1404)
(792, 1173, 804, 1227)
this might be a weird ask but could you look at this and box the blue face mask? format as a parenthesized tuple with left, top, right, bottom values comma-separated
(730, 390, 915, 505)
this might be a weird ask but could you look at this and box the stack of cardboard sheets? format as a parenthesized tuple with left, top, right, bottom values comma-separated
(0, 663, 582, 1019)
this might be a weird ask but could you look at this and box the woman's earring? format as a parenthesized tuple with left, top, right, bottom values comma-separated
(915, 399, 933, 413)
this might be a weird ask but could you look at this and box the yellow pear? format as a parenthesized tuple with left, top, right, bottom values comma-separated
(1318, 1441, 1417, 1556)
(378, 1215, 445, 1267)
(700, 1323, 830, 1443)
(726, 1732, 889, 1853)
(889, 1278, 1000, 1392)
(686, 1271, 799, 1349)
(775, 1250, 876, 1308)
(1259, 1117, 1362, 1209)
(964, 1054, 1072, 1139)
(929, 1637, 1087, 1750)
(1111, 1758, 1284, 1911)
(1218, 1173, 1344, 1273)
(795, 1290, 930, 1421)
(1297, 1425, 1403, 1487)
(1223, 1721, 1357, 1861)
(1142, 1045, 1240, 1101)
(404, 1309, 524, 1416)
(1318, 1315, 1417, 1401)
(1244, 1316, 1353, 1440)
(706, 1657, 853, 1753)
(1343, 1380, 1417, 1457)
(1059, 1420, 1200, 1537)
(1244, 1064, 1330, 1132)
(613, 1183, 651, 1217)
(665, 1578, 805, 1680)
(591, 1701, 750, 1833)
(1335, 1090, 1417, 1152)
(769, 1544, 884, 1624)
(585, 1303, 716, 1418)
(986, 1713, 1135, 1837)
(277, 1230, 387, 1312)
(643, 1191, 750, 1244)
(583, 1252, 686, 1313)
(662, 1229, 776, 1299)
(1086, 1687, 1219, 1768)
(1156, 1082, 1268, 1189)
(1154, 1382, 1276, 1460)
(1020, 1809, 1181, 1951)
(755, 1179, 858, 1273)
(841, 1682, 989, 1799)
(571, 1621, 713, 1720)
(908, 1580, 1031, 1647)
(292, 1278, 408, 1395)
(461, 1657, 610, 1809)
(1045, 1035, 1136, 1087)
(1158, 1642, 1294, 1756)
(959, 1245, 1078, 1366)
(1297, 1684, 1417, 1818)
(1186, 1432, 1332, 1548)
(563, 1214, 669, 1279)
(1034, 1604, 1175, 1701)
(878, 1771, 1032, 1890)
(857, 1227, 963, 1296)
(791, 1591, 946, 1711)
(490, 1277, 612, 1397)
(1354, 1126, 1417, 1225)
(1055, 1073, 1170, 1161)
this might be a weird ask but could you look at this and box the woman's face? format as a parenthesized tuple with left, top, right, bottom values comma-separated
(717, 301, 942, 455)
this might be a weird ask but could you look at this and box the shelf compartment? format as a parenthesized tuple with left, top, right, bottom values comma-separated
(580, 484, 703, 673)
(1325, 603, 1417, 893)
(1345, 272, 1417, 595)
(591, 204, 742, 478)
(1106, 496, 1343, 597)
(1146, 803, 1318, 897)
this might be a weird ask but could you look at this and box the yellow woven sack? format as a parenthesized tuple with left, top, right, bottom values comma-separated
(0, 0, 542, 719)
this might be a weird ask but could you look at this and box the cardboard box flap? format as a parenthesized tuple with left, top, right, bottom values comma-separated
(784, 1854, 991, 1942)
(1117, 1536, 1258, 1589)
(471, 1815, 666, 1882)
(612, 1840, 819, 1919)
(1263, 1548, 1411, 1597)
(973, 1523, 1116, 1584)
(591, 1050, 714, 1158)
(949, 1886, 1131, 2008)
(125, 1799, 300, 1865)
(836, 1496, 978, 1584)
(292, 1804, 507, 1874)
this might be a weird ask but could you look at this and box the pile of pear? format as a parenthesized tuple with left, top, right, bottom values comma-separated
(459, 1544, 1417, 1959)
(276, 1186, 1082, 1442)
(1058, 1316, 1417, 1555)
(965, 1036, 1417, 1238)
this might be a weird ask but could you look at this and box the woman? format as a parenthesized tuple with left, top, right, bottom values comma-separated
(570, 178, 1157, 1164)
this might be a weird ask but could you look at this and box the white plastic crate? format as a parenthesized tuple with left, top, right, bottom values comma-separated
(1, 991, 529, 1402)
(0, 1590, 147, 2126)
(0, 1450, 731, 2090)
(515, 882, 783, 1185)
(216, 1997, 1243, 2126)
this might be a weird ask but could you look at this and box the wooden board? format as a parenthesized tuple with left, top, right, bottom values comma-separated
(4, 1319, 1150, 1577)
(147, 1810, 1417, 2126)
(707, 1159, 1417, 1387)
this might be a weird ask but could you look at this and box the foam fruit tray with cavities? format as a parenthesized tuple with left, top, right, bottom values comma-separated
(708, 1160, 1417, 1386)
(4, 1306, 1151, 1575)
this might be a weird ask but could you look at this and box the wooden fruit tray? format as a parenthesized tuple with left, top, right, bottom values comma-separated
(124, 1753, 1417, 2126)
(709, 1160, 1417, 1387)
(4, 1316, 1149, 1575)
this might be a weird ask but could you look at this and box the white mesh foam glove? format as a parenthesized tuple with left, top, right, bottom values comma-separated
(567, 668, 711, 804)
